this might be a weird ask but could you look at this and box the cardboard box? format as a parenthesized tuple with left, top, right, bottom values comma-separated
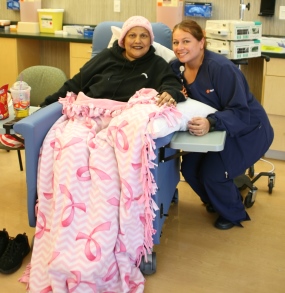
(38, 9, 64, 33)
(207, 38, 261, 60)
(205, 20, 262, 41)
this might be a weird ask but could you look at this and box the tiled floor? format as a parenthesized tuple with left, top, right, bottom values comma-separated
(1, 150, 285, 293)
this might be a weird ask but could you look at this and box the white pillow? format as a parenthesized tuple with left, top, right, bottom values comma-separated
(176, 99, 217, 131)
(153, 41, 176, 62)
(107, 26, 121, 48)
(149, 99, 217, 139)
(108, 26, 176, 62)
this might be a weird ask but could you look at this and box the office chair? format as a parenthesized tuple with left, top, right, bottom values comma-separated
(0, 66, 67, 171)
(231, 56, 276, 207)
(16, 65, 68, 107)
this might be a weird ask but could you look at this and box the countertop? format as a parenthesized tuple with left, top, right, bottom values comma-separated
(0, 30, 284, 58)
(0, 30, 93, 43)
(261, 52, 285, 59)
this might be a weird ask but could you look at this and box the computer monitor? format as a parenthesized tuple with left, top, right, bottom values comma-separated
(258, 0, 276, 16)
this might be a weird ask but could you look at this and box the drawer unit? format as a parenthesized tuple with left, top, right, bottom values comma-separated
(267, 115, 285, 152)
(70, 43, 92, 77)
(263, 75, 285, 116)
(265, 58, 285, 76)
(262, 57, 285, 159)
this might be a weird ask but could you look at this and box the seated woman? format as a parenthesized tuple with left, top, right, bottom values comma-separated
(171, 19, 274, 230)
(40, 16, 185, 107)
(22, 16, 186, 293)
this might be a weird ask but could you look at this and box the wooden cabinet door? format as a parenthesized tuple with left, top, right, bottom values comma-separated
(70, 43, 92, 78)
(263, 75, 285, 116)
(0, 38, 18, 88)
(0, 38, 40, 88)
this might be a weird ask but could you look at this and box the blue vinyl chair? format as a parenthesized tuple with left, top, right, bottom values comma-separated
(14, 22, 180, 275)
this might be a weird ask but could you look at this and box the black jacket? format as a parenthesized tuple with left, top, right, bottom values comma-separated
(41, 41, 185, 106)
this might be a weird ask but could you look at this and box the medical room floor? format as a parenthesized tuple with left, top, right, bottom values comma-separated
(0, 150, 284, 293)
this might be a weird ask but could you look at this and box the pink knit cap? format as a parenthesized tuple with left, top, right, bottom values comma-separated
(118, 16, 154, 48)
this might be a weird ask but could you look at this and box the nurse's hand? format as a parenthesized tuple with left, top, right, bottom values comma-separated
(188, 117, 210, 136)
(156, 92, 177, 107)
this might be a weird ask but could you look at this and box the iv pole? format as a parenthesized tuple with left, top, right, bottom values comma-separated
(236, 0, 251, 66)
(239, 0, 250, 20)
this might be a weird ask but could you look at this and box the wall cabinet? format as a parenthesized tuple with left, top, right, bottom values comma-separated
(0, 38, 40, 88)
(70, 43, 92, 78)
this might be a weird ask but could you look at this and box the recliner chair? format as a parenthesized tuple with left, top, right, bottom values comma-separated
(14, 22, 180, 274)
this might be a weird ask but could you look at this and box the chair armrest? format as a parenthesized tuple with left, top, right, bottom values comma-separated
(3, 119, 18, 134)
(1, 119, 25, 144)
(170, 131, 226, 152)
(154, 133, 175, 149)
(14, 102, 63, 227)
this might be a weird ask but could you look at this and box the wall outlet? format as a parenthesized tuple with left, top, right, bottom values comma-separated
(279, 6, 285, 20)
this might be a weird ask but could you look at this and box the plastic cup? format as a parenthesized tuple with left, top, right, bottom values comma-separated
(10, 81, 31, 119)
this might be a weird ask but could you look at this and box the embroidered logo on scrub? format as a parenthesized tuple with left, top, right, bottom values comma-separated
(206, 89, 215, 94)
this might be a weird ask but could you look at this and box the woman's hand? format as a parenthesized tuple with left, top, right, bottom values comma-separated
(156, 92, 177, 107)
(188, 117, 210, 136)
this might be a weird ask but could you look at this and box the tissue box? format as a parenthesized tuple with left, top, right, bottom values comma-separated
(207, 38, 261, 60)
(261, 37, 285, 53)
(83, 27, 95, 37)
(205, 20, 262, 41)
(184, 2, 212, 18)
(63, 25, 84, 36)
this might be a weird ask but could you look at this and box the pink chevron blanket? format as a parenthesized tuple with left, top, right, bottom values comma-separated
(22, 89, 182, 293)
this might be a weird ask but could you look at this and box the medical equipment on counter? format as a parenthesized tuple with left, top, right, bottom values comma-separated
(205, 20, 262, 41)
(207, 38, 261, 60)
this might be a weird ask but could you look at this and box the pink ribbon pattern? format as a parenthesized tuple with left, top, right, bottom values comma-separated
(76, 222, 111, 261)
(50, 137, 83, 160)
(66, 271, 97, 292)
(60, 184, 87, 227)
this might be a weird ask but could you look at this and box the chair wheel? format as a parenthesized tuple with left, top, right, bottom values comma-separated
(140, 252, 156, 275)
(244, 192, 255, 208)
(268, 178, 274, 194)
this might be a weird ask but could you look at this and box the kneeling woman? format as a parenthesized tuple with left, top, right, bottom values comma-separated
(171, 20, 274, 230)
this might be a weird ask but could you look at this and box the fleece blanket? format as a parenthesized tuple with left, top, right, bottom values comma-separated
(23, 89, 182, 293)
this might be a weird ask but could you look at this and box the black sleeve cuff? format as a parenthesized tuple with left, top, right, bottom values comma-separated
(206, 116, 216, 132)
